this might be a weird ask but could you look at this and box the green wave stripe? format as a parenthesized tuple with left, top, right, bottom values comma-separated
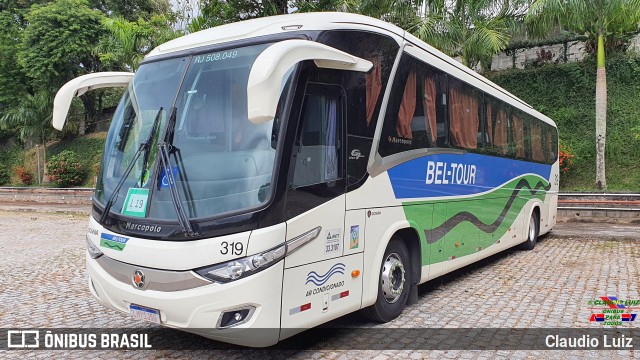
(100, 239, 125, 251)
(401, 175, 549, 266)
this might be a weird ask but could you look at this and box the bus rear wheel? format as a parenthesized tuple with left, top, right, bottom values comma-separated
(520, 210, 539, 251)
(362, 238, 411, 322)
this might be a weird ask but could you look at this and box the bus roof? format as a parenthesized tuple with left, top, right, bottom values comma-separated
(146, 12, 405, 58)
(146, 12, 556, 128)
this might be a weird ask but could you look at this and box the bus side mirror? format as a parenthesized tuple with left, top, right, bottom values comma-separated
(53, 72, 134, 130)
(246, 39, 372, 124)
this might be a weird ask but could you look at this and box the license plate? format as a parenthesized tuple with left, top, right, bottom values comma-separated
(129, 304, 161, 324)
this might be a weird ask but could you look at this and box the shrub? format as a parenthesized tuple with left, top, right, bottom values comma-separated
(559, 144, 575, 175)
(47, 150, 85, 187)
(0, 165, 10, 186)
(15, 165, 34, 185)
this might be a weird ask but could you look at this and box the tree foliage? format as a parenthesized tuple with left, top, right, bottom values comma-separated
(195, 0, 524, 71)
(17, 0, 104, 90)
(526, 0, 640, 189)
(195, 0, 288, 29)
(98, 15, 179, 71)
(0, 11, 29, 109)
(410, 0, 523, 69)
(0, 91, 53, 146)
(526, 0, 640, 54)
(0, 0, 183, 169)
(47, 150, 85, 187)
(92, 0, 172, 21)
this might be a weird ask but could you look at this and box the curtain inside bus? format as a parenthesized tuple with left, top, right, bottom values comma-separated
(423, 76, 437, 143)
(494, 108, 508, 155)
(530, 122, 545, 162)
(397, 70, 417, 139)
(512, 114, 525, 158)
(365, 57, 382, 126)
(449, 85, 479, 149)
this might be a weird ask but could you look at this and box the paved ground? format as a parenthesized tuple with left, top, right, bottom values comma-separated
(1, 210, 639, 359)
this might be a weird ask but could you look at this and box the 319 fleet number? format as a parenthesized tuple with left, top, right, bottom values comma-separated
(220, 241, 243, 256)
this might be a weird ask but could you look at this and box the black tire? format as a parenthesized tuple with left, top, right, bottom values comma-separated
(519, 210, 539, 251)
(362, 238, 411, 322)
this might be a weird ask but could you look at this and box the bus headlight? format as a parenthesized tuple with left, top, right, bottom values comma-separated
(196, 244, 285, 283)
(86, 236, 103, 259)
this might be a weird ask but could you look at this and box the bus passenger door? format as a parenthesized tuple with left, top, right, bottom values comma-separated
(280, 82, 362, 336)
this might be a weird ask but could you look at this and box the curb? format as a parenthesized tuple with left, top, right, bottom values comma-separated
(0, 205, 90, 216)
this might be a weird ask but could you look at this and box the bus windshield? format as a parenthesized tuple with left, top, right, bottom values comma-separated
(95, 42, 291, 221)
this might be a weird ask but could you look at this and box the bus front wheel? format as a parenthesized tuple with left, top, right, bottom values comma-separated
(362, 238, 411, 322)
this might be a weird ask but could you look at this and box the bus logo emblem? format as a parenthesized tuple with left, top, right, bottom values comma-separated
(132, 270, 145, 289)
(306, 263, 345, 286)
(349, 149, 365, 160)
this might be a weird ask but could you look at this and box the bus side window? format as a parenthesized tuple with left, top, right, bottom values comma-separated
(485, 96, 509, 156)
(291, 84, 344, 189)
(448, 79, 481, 150)
(528, 115, 544, 162)
(379, 53, 447, 157)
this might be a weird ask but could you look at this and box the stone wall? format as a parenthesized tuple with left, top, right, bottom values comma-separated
(489, 33, 640, 71)
(629, 35, 640, 52)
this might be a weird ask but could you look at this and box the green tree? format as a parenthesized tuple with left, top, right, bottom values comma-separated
(0, 92, 54, 181)
(93, 0, 172, 21)
(0, 92, 53, 145)
(194, 0, 522, 70)
(0, 0, 45, 12)
(0, 11, 30, 111)
(18, 0, 104, 89)
(98, 15, 179, 71)
(18, 0, 105, 135)
(526, 0, 640, 190)
(198, 0, 288, 28)
(296, 0, 523, 70)
(408, 0, 524, 70)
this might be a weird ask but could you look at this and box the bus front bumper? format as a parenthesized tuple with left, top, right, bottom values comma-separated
(86, 253, 284, 347)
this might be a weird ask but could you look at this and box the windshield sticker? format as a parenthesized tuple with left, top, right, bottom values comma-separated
(99, 233, 129, 251)
(324, 229, 341, 255)
(121, 188, 149, 217)
(193, 50, 238, 65)
(160, 166, 179, 189)
(135, 169, 150, 187)
(350, 225, 359, 249)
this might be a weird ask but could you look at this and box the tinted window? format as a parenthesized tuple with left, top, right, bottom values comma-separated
(292, 86, 343, 188)
(510, 111, 526, 159)
(318, 30, 399, 139)
(485, 96, 510, 156)
(375, 53, 557, 165)
(318, 30, 399, 185)
(449, 78, 482, 150)
(284, 79, 346, 220)
(379, 54, 446, 157)
(97, 43, 292, 221)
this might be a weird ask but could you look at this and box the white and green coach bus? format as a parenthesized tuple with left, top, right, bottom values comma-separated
(53, 12, 558, 347)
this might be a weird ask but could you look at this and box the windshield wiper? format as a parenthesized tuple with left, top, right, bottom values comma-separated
(156, 106, 198, 237)
(99, 107, 163, 225)
(157, 141, 198, 237)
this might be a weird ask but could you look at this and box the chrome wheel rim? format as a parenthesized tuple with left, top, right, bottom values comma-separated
(381, 253, 405, 304)
(529, 215, 536, 241)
